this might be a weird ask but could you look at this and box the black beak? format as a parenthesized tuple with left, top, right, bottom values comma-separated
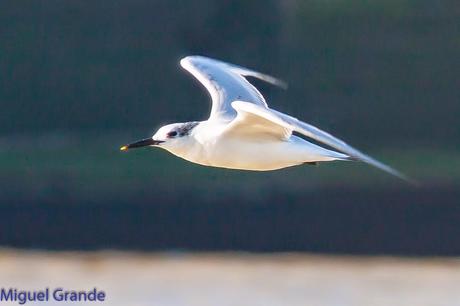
(120, 138, 164, 151)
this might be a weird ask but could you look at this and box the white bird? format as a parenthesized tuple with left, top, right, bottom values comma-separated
(121, 55, 411, 182)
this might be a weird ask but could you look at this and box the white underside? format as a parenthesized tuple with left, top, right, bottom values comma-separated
(162, 134, 349, 171)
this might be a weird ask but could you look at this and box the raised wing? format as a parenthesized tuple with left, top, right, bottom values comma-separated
(180, 56, 286, 121)
(228, 101, 414, 183)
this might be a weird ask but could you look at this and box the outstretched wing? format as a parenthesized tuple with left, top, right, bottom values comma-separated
(180, 56, 286, 121)
(227, 101, 414, 183)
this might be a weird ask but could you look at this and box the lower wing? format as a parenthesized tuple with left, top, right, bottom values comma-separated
(229, 101, 415, 184)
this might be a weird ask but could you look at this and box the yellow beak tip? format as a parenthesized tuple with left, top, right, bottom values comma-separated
(120, 146, 128, 151)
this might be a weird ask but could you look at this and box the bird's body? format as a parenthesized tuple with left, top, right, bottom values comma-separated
(121, 55, 411, 182)
(161, 120, 348, 171)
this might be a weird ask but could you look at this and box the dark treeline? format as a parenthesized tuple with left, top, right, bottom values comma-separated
(1, 186, 459, 255)
(1, 0, 459, 148)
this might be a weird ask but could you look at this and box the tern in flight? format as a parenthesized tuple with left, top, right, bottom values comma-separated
(121, 55, 410, 182)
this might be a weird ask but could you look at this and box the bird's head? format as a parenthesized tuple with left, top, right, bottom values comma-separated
(120, 122, 200, 153)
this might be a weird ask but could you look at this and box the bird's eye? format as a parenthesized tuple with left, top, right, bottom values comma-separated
(167, 131, 178, 138)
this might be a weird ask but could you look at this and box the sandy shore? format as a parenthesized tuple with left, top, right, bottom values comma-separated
(1, 250, 459, 306)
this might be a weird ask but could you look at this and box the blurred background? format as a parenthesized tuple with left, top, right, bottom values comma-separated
(1, 0, 460, 305)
